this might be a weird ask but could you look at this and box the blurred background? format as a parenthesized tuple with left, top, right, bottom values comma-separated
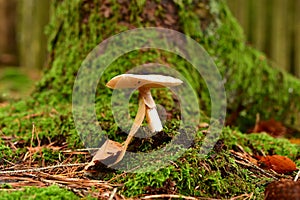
(0, 0, 49, 100)
(228, 0, 300, 77)
(0, 0, 299, 100)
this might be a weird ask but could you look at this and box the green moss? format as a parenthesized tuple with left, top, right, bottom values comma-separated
(0, 101, 84, 164)
(114, 132, 268, 199)
(0, 185, 79, 200)
(114, 127, 298, 198)
(0, 140, 13, 160)
(221, 127, 299, 159)
(0, 67, 35, 101)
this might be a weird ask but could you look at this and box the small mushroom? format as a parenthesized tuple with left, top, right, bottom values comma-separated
(85, 74, 183, 168)
(106, 74, 183, 133)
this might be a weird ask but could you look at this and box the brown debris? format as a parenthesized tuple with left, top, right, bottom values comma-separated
(230, 147, 297, 180)
(84, 140, 124, 171)
(257, 155, 297, 174)
(249, 115, 287, 137)
(0, 172, 119, 199)
(265, 179, 300, 200)
(230, 145, 258, 166)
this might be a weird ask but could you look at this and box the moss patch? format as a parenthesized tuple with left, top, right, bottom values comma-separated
(110, 128, 299, 199)
(0, 185, 80, 200)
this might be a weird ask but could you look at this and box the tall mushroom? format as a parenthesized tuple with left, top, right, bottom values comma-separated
(85, 74, 183, 169)
(106, 74, 183, 133)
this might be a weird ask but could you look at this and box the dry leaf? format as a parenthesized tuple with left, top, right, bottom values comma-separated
(84, 140, 124, 170)
(257, 155, 297, 174)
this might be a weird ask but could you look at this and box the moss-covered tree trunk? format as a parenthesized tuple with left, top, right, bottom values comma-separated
(1, 1, 299, 199)
(38, 0, 300, 131)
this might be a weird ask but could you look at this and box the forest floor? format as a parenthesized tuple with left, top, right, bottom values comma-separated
(0, 67, 299, 199)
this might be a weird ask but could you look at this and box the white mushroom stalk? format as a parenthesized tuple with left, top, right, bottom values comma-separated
(139, 87, 163, 132)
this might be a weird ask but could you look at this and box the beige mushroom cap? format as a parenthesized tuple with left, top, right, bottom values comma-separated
(106, 74, 183, 89)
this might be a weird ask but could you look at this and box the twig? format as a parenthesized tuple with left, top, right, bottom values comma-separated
(62, 148, 100, 153)
(109, 187, 117, 200)
(141, 194, 198, 200)
(0, 163, 88, 174)
(29, 122, 35, 166)
(35, 124, 41, 147)
(107, 171, 128, 183)
(294, 169, 300, 181)
(2, 158, 16, 167)
(169, 160, 179, 168)
(0, 188, 24, 192)
(230, 152, 279, 180)
(0, 172, 116, 192)
(230, 192, 253, 200)
(36, 172, 116, 189)
(142, 193, 254, 200)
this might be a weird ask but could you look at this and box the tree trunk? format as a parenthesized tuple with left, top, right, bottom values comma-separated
(0, 0, 18, 65)
(18, 0, 50, 69)
(36, 0, 300, 131)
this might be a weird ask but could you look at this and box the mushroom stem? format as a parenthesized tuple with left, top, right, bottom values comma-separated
(108, 96, 146, 167)
(139, 87, 163, 133)
(146, 107, 163, 132)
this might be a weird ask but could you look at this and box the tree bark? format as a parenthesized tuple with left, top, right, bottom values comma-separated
(18, 0, 50, 69)
(0, 0, 18, 65)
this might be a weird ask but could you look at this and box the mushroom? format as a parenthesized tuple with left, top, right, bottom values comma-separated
(106, 74, 183, 133)
(85, 74, 183, 169)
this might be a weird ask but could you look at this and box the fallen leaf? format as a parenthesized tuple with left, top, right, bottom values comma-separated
(257, 155, 297, 174)
(84, 139, 124, 170)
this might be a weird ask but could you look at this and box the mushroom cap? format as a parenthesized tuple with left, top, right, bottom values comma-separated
(106, 74, 183, 89)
